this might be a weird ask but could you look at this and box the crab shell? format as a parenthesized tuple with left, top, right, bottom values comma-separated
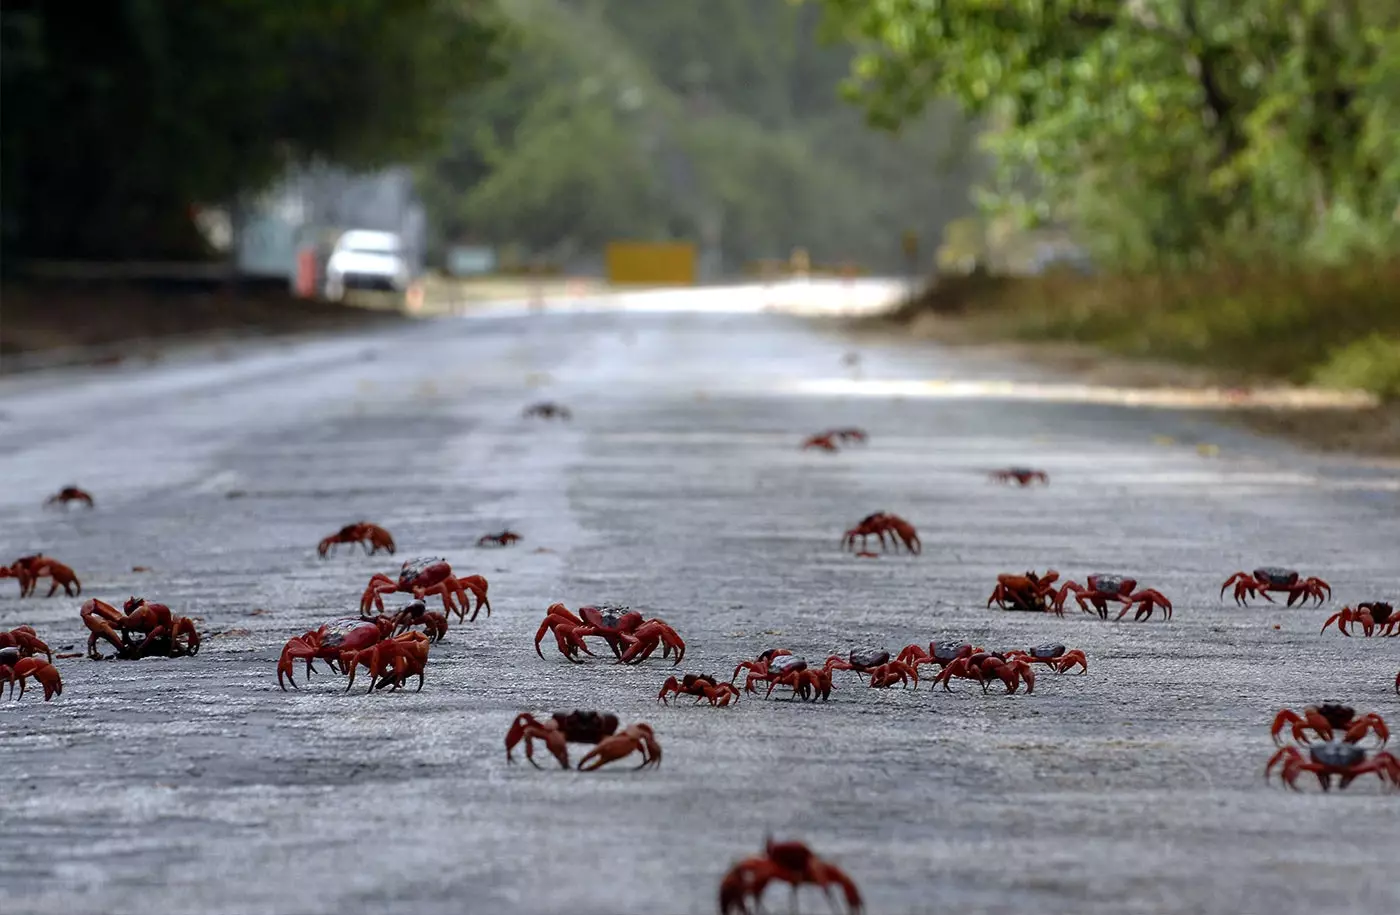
(1253, 567, 1299, 587)
(320, 618, 384, 651)
(1313, 703, 1356, 729)
(933, 641, 972, 661)
(399, 557, 451, 588)
(1027, 643, 1067, 660)
(1087, 574, 1130, 594)
(769, 655, 808, 675)
(849, 647, 890, 669)
(1310, 741, 1365, 768)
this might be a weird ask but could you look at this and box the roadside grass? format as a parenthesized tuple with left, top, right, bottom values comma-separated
(893, 259, 1400, 399)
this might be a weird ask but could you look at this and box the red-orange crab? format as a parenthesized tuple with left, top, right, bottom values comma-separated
(277, 616, 395, 690)
(534, 603, 596, 663)
(802, 433, 839, 452)
(719, 838, 863, 915)
(477, 530, 522, 548)
(505, 710, 620, 768)
(81, 597, 202, 660)
(823, 648, 918, 689)
(0, 625, 52, 660)
(841, 511, 920, 555)
(1321, 602, 1398, 637)
(1006, 643, 1088, 674)
(1054, 574, 1173, 622)
(1221, 567, 1330, 607)
(987, 570, 1060, 613)
(989, 467, 1048, 486)
(931, 651, 1036, 694)
(3, 554, 81, 598)
(731, 650, 796, 693)
(896, 640, 978, 674)
(318, 521, 395, 558)
(381, 598, 449, 643)
(572, 604, 686, 666)
(0, 646, 63, 701)
(763, 657, 834, 702)
(1271, 705, 1389, 747)
(45, 485, 95, 508)
(359, 556, 489, 622)
(658, 673, 740, 706)
(340, 630, 431, 693)
(1266, 742, 1400, 792)
(577, 723, 661, 771)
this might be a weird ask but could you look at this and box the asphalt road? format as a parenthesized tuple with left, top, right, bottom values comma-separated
(2, 282, 1397, 915)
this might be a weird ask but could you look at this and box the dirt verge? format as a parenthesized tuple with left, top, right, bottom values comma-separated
(0, 280, 402, 373)
(852, 309, 1400, 460)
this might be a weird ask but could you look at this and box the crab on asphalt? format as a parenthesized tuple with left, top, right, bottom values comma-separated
(318, 521, 396, 558)
(1270, 705, 1388, 747)
(0, 625, 52, 660)
(1321, 602, 1398, 637)
(82, 597, 201, 660)
(476, 530, 522, 548)
(277, 616, 394, 690)
(988, 467, 1048, 487)
(896, 640, 977, 674)
(719, 838, 863, 915)
(841, 511, 920, 555)
(1266, 741, 1400, 791)
(505, 710, 621, 768)
(823, 648, 918, 689)
(1054, 574, 1173, 621)
(931, 651, 1036, 694)
(360, 556, 489, 622)
(0, 646, 63, 701)
(576, 723, 662, 771)
(658, 673, 740, 706)
(763, 657, 833, 702)
(987, 570, 1060, 613)
(731, 650, 796, 694)
(1005, 643, 1088, 674)
(2, 554, 81, 598)
(45, 485, 95, 508)
(1221, 567, 1330, 607)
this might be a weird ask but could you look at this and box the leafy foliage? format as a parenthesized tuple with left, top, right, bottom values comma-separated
(815, 0, 1400, 265)
(418, 0, 981, 271)
(1, 1, 504, 259)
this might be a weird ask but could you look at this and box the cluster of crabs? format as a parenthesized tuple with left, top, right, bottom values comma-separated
(1267, 705, 1398, 791)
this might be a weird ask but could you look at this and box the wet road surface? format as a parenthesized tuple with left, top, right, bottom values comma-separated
(1, 284, 1398, 915)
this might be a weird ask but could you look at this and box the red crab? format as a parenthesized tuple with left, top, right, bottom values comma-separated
(987, 570, 1060, 613)
(522, 401, 572, 420)
(0, 625, 52, 660)
(1266, 742, 1400, 791)
(276, 616, 395, 690)
(719, 838, 863, 915)
(359, 557, 490, 622)
(45, 485, 95, 508)
(81, 597, 202, 660)
(1005, 643, 1088, 674)
(802, 433, 839, 452)
(896, 640, 977, 673)
(731, 650, 796, 694)
(572, 604, 686, 666)
(1270, 705, 1388, 747)
(989, 467, 1048, 486)
(658, 673, 740, 706)
(1321, 602, 1398, 637)
(1221, 567, 1330, 607)
(378, 598, 449, 643)
(317, 521, 395, 558)
(477, 530, 522, 548)
(823, 648, 918, 689)
(534, 603, 596, 662)
(505, 710, 620, 768)
(577, 722, 662, 771)
(841, 511, 920, 555)
(931, 651, 1036, 694)
(764, 658, 834, 702)
(340, 630, 431, 693)
(0, 647, 63, 701)
(1054, 574, 1173, 622)
(2, 554, 82, 598)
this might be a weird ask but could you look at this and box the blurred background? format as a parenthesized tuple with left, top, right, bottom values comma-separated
(2, 0, 1398, 408)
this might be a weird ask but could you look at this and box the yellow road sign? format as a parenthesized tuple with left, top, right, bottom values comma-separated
(605, 242, 697, 286)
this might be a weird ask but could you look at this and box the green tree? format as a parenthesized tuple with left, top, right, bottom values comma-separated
(1, 0, 504, 260)
(814, 0, 1400, 265)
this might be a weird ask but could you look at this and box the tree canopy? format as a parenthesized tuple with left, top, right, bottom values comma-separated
(815, 0, 1400, 266)
(1, 1, 504, 259)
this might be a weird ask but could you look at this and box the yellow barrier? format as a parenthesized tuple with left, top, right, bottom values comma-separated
(605, 241, 697, 286)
